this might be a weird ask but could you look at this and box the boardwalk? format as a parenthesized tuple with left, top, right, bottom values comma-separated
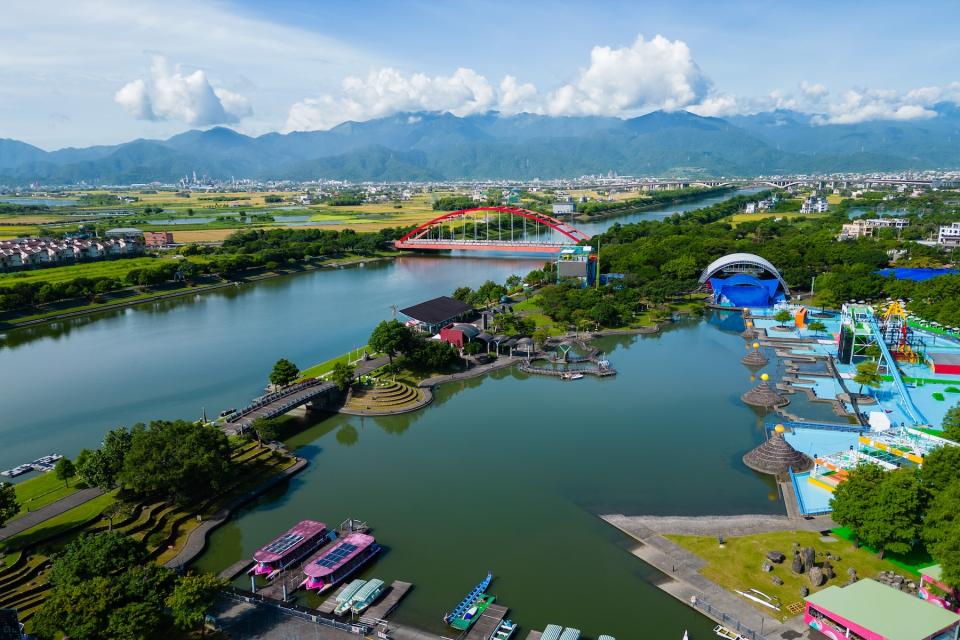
(0, 486, 103, 542)
(362, 580, 413, 622)
(464, 602, 508, 640)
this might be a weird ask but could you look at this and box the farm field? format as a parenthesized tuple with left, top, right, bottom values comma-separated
(728, 212, 827, 224)
(0, 257, 164, 286)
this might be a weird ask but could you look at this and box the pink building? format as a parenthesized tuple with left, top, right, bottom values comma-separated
(805, 579, 960, 640)
(921, 565, 960, 613)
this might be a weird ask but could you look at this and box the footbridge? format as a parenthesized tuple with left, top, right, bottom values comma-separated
(394, 206, 591, 253)
(224, 379, 337, 433)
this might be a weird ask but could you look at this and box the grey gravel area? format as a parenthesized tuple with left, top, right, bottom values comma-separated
(602, 513, 835, 537)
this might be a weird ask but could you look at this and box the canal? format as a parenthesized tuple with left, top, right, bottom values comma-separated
(0, 189, 776, 638)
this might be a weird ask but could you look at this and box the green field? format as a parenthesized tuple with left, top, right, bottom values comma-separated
(669, 530, 931, 621)
(11, 473, 81, 519)
(2, 491, 118, 551)
(0, 257, 162, 286)
(299, 345, 373, 379)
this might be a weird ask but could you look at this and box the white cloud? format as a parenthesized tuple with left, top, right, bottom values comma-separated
(286, 33, 711, 130)
(115, 57, 252, 125)
(545, 35, 710, 117)
(812, 88, 938, 125)
(287, 67, 497, 131)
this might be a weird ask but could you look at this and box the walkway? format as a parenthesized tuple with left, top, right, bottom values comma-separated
(164, 454, 308, 569)
(0, 486, 104, 542)
(601, 515, 813, 640)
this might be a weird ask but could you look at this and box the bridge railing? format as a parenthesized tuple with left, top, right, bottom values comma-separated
(227, 379, 328, 423)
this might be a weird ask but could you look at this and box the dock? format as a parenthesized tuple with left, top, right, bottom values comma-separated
(518, 363, 617, 378)
(362, 580, 413, 621)
(219, 559, 254, 581)
(316, 583, 350, 615)
(464, 602, 508, 640)
(524, 632, 542, 640)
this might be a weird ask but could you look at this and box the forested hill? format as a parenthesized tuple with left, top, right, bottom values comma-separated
(3, 105, 960, 184)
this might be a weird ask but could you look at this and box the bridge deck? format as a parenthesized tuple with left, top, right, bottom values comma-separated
(395, 239, 571, 253)
(226, 380, 336, 432)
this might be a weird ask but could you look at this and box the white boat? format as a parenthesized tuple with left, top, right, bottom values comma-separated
(491, 619, 518, 640)
(713, 624, 745, 639)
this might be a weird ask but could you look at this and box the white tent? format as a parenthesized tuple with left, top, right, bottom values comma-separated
(869, 411, 892, 432)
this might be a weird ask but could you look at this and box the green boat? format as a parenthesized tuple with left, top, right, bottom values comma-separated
(449, 594, 496, 631)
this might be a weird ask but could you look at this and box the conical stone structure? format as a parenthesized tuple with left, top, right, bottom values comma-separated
(741, 375, 789, 408)
(743, 425, 813, 475)
(741, 350, 769, 366)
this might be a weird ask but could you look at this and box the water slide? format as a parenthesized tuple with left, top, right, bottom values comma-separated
(866, 312, 927, 425)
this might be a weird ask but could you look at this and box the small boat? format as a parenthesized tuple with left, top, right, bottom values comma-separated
(443, 572, 492, 626)
(350, 578, 386, 614)
(301, 532, 380, 592)
(332, 579, 367, 616)
(248, 520, 333, 579)
(218, 408, 237, 418)
(450, 595, 495, 631)
(567, 372, 584, 380)
(714, 624, 745, 639)
(491, 619, 517, 640)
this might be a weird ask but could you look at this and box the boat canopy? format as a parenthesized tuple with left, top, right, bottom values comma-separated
(558, 628, 581, 640)
(303, 532, 376, 578)
(253, 520, 327, 564)
(541, 625, 563, 640)
(597, 636, 616, 640)
(335, 579, 367, 603)
(353, 578, 385, 602)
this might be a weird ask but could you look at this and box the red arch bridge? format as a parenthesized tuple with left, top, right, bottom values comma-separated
(394, 206, 591, 253)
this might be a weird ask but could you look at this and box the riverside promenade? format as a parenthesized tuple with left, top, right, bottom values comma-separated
(602, 513, 832, 640)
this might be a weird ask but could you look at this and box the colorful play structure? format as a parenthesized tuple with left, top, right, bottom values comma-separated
(880, 301, 926, 364)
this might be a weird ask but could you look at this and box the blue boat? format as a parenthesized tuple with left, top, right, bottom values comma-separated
(443, 572, 492, 626)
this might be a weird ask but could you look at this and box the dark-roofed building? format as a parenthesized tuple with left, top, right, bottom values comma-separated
(400, 296, 474, 334)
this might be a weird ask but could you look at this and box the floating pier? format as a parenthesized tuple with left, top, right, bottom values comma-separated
(463, 602, 508, 640)
(519, 363, 616, 378)
(362, 580, 413, 621)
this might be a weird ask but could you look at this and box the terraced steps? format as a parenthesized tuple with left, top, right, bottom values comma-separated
(346, 382, 422, 410)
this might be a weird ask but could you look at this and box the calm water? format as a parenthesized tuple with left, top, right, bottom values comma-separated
(0, 197, 78, 206)
(194, 321, 779, 639)
(0, 189, 783, 638)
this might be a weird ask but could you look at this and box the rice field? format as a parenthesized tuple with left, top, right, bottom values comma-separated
(0, 257, 163, 286)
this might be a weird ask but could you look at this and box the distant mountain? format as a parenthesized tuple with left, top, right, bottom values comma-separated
(2, 106, 960, 184)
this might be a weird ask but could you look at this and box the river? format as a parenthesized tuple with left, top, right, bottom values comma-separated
(0, 189, 775, 638)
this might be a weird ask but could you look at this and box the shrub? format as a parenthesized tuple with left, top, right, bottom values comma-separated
(933, 392, 945, 401)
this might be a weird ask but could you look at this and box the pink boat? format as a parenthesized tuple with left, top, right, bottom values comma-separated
(249, 520, 332, 579)
(300, 532, 380, 592)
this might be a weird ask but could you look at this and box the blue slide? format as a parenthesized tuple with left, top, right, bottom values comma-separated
(866, 312, 927, 425)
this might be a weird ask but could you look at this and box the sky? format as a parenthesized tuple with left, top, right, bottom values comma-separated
(2, 0, 959, 150)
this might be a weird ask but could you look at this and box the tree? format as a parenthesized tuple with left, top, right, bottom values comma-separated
(773, 309, 793, 327)
(369, 320, 411, 364)
(853, 360, 882, 395)
(250, 418, 280, 447)
(857, 469, 926, 558)
(532, 327, 550, 348)
(830, 463, 886, 543)
(269, 358, 300, 388)
(55, 458, 76, 487)
(167, 573, 227, 635)
(120, 420, 232, 505)
(48, 532, 147, 587)
(921, 445, 960, 494)
(0, 482, 19, 526)
(331, 361, 356, 391)
(943, 403, 960, 443)
(76, 427, 131, 490)
(807, 319, 827, 336)
(923, 481, 960, 550)
(931, 520, 960, 590)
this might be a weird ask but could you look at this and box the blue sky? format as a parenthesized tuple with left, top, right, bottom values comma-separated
(2, 0, 958, 149)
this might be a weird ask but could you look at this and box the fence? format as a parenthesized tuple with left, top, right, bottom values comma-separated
(224, 586, 370, 635)
(770, 420, 862, 434)
(690, 597, 765, 639)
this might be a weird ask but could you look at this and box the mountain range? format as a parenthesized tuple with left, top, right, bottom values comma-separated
(3, 105, 960, 184)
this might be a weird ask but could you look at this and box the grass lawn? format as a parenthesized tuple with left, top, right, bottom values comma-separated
(11, 473, 81, 519)
(299, 345, 372, 379)
(0, 257, 164, 287)
(729, 212, 827, 224)
(1, 491, 117, 552)
(830, 527, 932, 574)
(669, 530, 929, 621)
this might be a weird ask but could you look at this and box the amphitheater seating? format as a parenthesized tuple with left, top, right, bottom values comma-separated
(345, 382, 423, 411)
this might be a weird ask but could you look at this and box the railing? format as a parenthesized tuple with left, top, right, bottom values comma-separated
(223, 586, 370, 635)
(789, 466, 833, 517)
(228, 379, 330, 422)
(770, 420, 862, 433)
(690, 597, 765, 640)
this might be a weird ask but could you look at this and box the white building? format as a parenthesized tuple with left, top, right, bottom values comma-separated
(801, 196, 830, 213)
(745, 202, 757, 214)
(837, 218, 909, 240)
(938, 222, 960, 248)
(552, 202, 575, 216)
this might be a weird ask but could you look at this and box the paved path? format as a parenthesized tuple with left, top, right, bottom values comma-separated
(418, 356, 518, 387)
(601, 515, 812, 640)
(602, 513, 834, 538)
(0, 486, 104, 542)
(164, 455, 308, 569)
